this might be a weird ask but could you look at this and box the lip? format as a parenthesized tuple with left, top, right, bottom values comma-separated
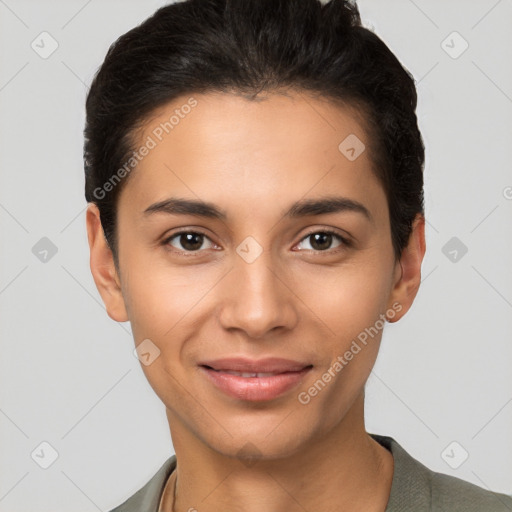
(198, 357, 313, 402)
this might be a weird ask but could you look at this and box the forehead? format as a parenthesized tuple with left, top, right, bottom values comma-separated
(119, 90, 387, 224)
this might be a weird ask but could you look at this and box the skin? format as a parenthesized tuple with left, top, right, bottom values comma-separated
(87, 90, 426, 512)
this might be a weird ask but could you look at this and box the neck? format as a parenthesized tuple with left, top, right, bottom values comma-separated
(165, 394, 393, 512)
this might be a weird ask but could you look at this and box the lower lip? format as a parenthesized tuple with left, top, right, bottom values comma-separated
(200, 366, 312, 402)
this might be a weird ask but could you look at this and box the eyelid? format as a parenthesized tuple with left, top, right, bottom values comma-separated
(294, 228, 352, 251)
(162, 228, 218, 254)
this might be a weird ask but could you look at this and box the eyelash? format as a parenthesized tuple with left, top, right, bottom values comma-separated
(161, 228, 352, 257)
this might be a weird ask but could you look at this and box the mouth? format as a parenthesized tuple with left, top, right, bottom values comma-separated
(207, 369, 293, 378)
(198, 358, 313, 401)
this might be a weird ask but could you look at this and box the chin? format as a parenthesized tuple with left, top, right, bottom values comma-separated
(203, 425, 311, 463)
(221, 441, 304, 463)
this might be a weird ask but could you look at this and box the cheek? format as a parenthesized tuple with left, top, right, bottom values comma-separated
(297, 290, 386, 422)
(301, 259, 392, 336)
(119, 248, 213, 337)
(296, 261, 391, 405)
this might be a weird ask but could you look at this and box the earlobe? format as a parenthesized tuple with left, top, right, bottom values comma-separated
(86, 203, 129, 323)
(386, 214, 426, 323)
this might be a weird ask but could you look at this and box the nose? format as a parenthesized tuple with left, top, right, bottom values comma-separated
(217, 246, 299, 340)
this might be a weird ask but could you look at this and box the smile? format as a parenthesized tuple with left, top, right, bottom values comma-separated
(216, 370, 285, 378)
(198, 358, 313, 401)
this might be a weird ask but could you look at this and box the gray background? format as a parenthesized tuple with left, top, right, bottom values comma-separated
(1, 0, 511, 510)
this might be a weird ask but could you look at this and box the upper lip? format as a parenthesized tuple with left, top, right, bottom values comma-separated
(199, 357, 312, 373)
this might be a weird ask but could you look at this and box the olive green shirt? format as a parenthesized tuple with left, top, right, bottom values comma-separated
(109, 433, 512, 511)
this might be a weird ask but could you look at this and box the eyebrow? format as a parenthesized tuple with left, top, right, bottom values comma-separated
(143, 196, 373, 223)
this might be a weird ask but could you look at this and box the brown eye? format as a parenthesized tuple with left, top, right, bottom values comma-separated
(296, 230, 350, 252)
(164, 231, 216, 253)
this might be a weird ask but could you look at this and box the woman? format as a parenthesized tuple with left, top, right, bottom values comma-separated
(83, 0, 512, 510)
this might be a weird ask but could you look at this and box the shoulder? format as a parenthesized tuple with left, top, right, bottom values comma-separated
(108, 456, 177, 512)
(431, 470, 512, 512)
(370, 433, 512, 512)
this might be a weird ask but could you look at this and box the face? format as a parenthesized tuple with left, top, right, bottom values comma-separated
(87, 90, 424, 461)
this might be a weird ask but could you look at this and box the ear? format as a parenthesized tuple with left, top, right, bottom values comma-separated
(386, 214, 426, 322)
(85, 203, 129, 322)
